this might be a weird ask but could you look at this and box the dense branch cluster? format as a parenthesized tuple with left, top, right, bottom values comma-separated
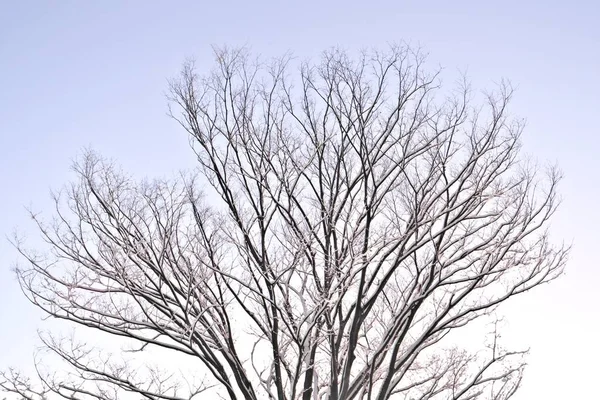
(1, 46, 567, 400)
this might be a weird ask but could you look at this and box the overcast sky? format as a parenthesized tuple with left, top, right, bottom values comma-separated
(1, 1, 598, 398)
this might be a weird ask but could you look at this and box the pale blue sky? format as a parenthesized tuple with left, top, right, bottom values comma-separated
(1, 1, 598, 398)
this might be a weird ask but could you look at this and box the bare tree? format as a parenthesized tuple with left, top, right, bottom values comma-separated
(2, 45, 567, 400)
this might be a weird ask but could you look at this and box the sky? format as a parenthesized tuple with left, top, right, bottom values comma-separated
(0, 1, 598, 398)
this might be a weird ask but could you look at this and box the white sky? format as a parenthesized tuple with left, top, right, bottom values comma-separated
(1, 1, 598, 398)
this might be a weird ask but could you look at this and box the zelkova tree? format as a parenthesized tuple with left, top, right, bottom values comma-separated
(1, 46, 567, 400)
